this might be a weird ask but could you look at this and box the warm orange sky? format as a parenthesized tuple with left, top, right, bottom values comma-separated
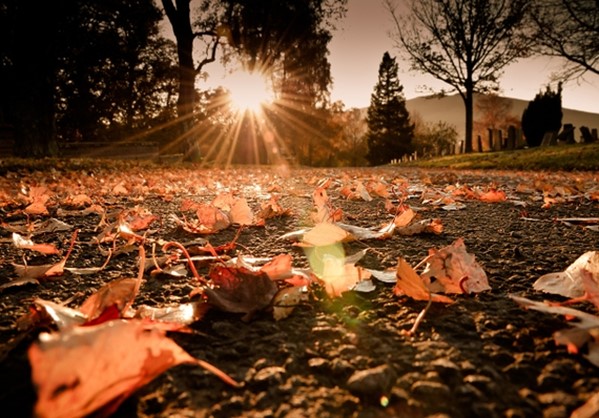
(172, 0, 599, 114)
(327, 0, 599, 113)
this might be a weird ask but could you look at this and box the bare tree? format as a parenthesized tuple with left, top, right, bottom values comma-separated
(385, 0, 530, 153)
(529, 0, 599, 80)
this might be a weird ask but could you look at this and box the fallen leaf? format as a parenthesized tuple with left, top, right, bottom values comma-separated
(315, 250, 371, 298)
(394, 258, 453, 303)
(259, 253, 293, 280)
(12, 232, 59, 255)
(79, 246, 145, 322)
(202, 265, 279, 320)
(134, 301, 209, 325)
(394, 206, 416, 227)
(478, 189, 507, 203)
(301, 222, 353, 247)
(3, 230, 78, 290)
(257, 196, 291, 220)
(421, 238, 490, 294)
(24, 298, 87, 331)
(29, 319, 240, 418)
(511, 295, 599, 366)
(25, 186, 51, 215)
(396, 218, 443, 236)
(533, 251, 599, 298)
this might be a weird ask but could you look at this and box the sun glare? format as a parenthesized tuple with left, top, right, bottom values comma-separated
(226, 71, 273, 113)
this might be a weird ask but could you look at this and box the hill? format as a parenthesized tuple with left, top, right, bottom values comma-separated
(404, 93, 599, 141)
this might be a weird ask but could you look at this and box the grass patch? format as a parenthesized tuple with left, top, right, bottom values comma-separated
(402, 143, 599, 171)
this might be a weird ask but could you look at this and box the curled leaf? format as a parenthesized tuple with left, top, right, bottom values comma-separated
(533, 251, 598, 298)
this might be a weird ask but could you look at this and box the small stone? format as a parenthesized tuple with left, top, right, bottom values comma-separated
(346, 364, 396, 396)
(463, 374, 493, 392)
(331, 358, 355, 377)
(411, 380, 451, 401)
(252, 366, 286, 387)
(430, 358, 461, 384)
(537, 391, 578, 408)
(308, 357, 330, 372)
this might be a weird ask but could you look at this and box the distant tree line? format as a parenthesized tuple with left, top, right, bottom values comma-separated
(385, 0, 599, 153)
(2, 0, 596, 163)
(0, 0, 350, 164)
(1, 0, 179, 157)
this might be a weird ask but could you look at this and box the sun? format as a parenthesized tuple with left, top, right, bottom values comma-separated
(226, 70, 274, 113)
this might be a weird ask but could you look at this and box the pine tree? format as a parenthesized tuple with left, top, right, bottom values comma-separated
(521, 84, 563, 147)
(365, 52, 414, 165)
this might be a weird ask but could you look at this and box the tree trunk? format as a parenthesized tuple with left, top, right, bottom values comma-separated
(463, 78, 474, 153)
(12, 1, 61, 158)
(162, 0, 200, 160)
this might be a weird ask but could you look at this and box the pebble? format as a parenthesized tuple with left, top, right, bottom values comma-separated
(411, 380, 451, 401)
(346, 364, 396, 396)
(463, 374, 493, 392)
(330, 358, 355, 377)
(251, 366, 286, 387)
(307, 357, 330, 372)
(430, 358, 461, 384)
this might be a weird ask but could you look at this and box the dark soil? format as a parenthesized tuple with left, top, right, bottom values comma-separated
(1, 164, 599, 418)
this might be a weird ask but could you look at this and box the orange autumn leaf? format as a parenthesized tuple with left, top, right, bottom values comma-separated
(25, 186, 51, 215)
(394, 206, 416, 228)
(478, 189, 507, 203)
(12, 232, 60, 255)
(257, 196, 291, 220)
(367, 181, 389, 198)
(62, 193, 93, 208)
(260, 253, 293, 280)
(4, 230, 78, 289)
(421, 238, 490, 294)
(394, 258, 453, 303)
(229, 197, 255, 226)
(29, 320, 240, 418)
(195, 203, 231, 232)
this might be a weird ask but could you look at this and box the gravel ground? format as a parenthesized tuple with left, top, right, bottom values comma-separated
(0, 163, 598, 418)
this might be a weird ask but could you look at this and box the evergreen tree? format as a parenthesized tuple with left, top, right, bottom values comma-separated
(365, 52, 414, 165)
(521, 84, 562, 147)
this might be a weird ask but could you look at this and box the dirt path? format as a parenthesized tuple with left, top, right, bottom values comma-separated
(0, 164, 598, 418)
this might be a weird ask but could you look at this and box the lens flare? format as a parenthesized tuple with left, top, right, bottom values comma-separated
(226, 71, 274, 114)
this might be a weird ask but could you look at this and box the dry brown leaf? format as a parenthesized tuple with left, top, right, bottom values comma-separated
(62, 193, 93, 208)
(260, 253, 293, 280)
(421, 238, 490, 294)
(300, 222, 353, 247)
(4, 230, 78, 289)
(229, 197, 255, 226)
(79, 246, 145, 322)
(478, 189, 507, 203)
(316, 251, 371, 298)
(533, 251, 599, 299)
(257, 196, 291, 220)
(367, 180, 389, 198)
(12, 232, 59, 255)
(203, 265, 279, 320)
(134, 301, 209, 324)
(394, 258, 454, 303)
(511, 295, 599, 366)
(396, 218, 443, 236)
(29, 319, 240, 418)
(394, 207, 416, 227)
(25, 186, 51, 215)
